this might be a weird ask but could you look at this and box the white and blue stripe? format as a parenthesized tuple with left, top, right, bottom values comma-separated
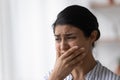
(44, 61, 120, 80)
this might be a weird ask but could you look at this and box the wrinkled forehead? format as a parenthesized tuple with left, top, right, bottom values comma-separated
(54, 25, 81, 35)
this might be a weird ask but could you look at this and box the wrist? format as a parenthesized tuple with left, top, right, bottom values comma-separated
(48, 71, 63, 80)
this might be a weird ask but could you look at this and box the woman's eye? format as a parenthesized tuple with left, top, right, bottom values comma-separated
(67, 37, 76, 39)
(55, 38, 61, 42)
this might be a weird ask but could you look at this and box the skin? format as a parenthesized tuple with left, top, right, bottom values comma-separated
(49, 24, 98, 80)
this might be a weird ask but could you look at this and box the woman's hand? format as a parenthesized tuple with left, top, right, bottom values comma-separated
(49, 46, 86, 80)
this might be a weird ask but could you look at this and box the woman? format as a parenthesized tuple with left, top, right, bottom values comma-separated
(44, 5, 120, 80)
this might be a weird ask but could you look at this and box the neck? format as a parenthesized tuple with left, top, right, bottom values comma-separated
(71, 52, 97, 80)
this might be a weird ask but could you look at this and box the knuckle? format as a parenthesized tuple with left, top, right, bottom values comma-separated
(65, 64, 69, 68)
(63, 59, 67, 64)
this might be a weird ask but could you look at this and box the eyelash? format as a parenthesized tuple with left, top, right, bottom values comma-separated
(55, 38, 60, 41)
(55, 37, 76, 41)
(67, 37, 76, 39)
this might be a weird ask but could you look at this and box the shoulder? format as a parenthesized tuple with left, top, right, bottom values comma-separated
(99, 64, 120, 80)
(87, 61, 120, 80)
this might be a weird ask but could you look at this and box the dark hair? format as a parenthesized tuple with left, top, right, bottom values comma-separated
(53, 5, 100, 47)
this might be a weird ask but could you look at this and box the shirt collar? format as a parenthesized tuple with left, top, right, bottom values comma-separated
(68, 61, 102, 80)
(85, 61, 102, 79)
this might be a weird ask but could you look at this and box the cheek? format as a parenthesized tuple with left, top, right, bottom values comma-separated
(69, 41, 79, 47)
(71, 39, 90, 50)
(55, 43, 60, 50)
(70, 40, 85, 47)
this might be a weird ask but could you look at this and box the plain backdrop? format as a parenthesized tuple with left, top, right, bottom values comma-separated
(0, 0, 120, 80)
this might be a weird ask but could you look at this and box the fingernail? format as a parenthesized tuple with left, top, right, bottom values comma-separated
(80, 47, 85, 50)
(74, 46, 79, 49)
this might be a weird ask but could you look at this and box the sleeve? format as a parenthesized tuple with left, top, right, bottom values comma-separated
(43, 71, 51, 80)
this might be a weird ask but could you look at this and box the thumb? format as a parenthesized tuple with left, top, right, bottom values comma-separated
(56, 49, 61, 60)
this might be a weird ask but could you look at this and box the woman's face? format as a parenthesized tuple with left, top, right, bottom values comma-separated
(54, 25, 95, 56)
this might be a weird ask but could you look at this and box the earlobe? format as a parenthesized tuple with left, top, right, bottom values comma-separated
(90, 30, 98, 42)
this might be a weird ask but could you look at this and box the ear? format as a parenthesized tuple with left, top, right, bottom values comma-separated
(89, 30, 98, 43)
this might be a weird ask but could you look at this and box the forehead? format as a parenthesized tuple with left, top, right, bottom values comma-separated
(54, 25, 82, 35)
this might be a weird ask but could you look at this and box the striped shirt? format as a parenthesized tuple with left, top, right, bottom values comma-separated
(44, 61, 120, 80)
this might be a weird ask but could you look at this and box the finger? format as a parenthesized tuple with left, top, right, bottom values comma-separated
(64, 47, 85, 62)
(62, 46, 79, 59)
(69, 52, 86, 67)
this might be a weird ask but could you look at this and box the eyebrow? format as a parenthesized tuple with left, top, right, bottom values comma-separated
(54, 33, 76, 37)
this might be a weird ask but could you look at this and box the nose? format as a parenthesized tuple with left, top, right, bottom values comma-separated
(60, 40, 70, 53)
